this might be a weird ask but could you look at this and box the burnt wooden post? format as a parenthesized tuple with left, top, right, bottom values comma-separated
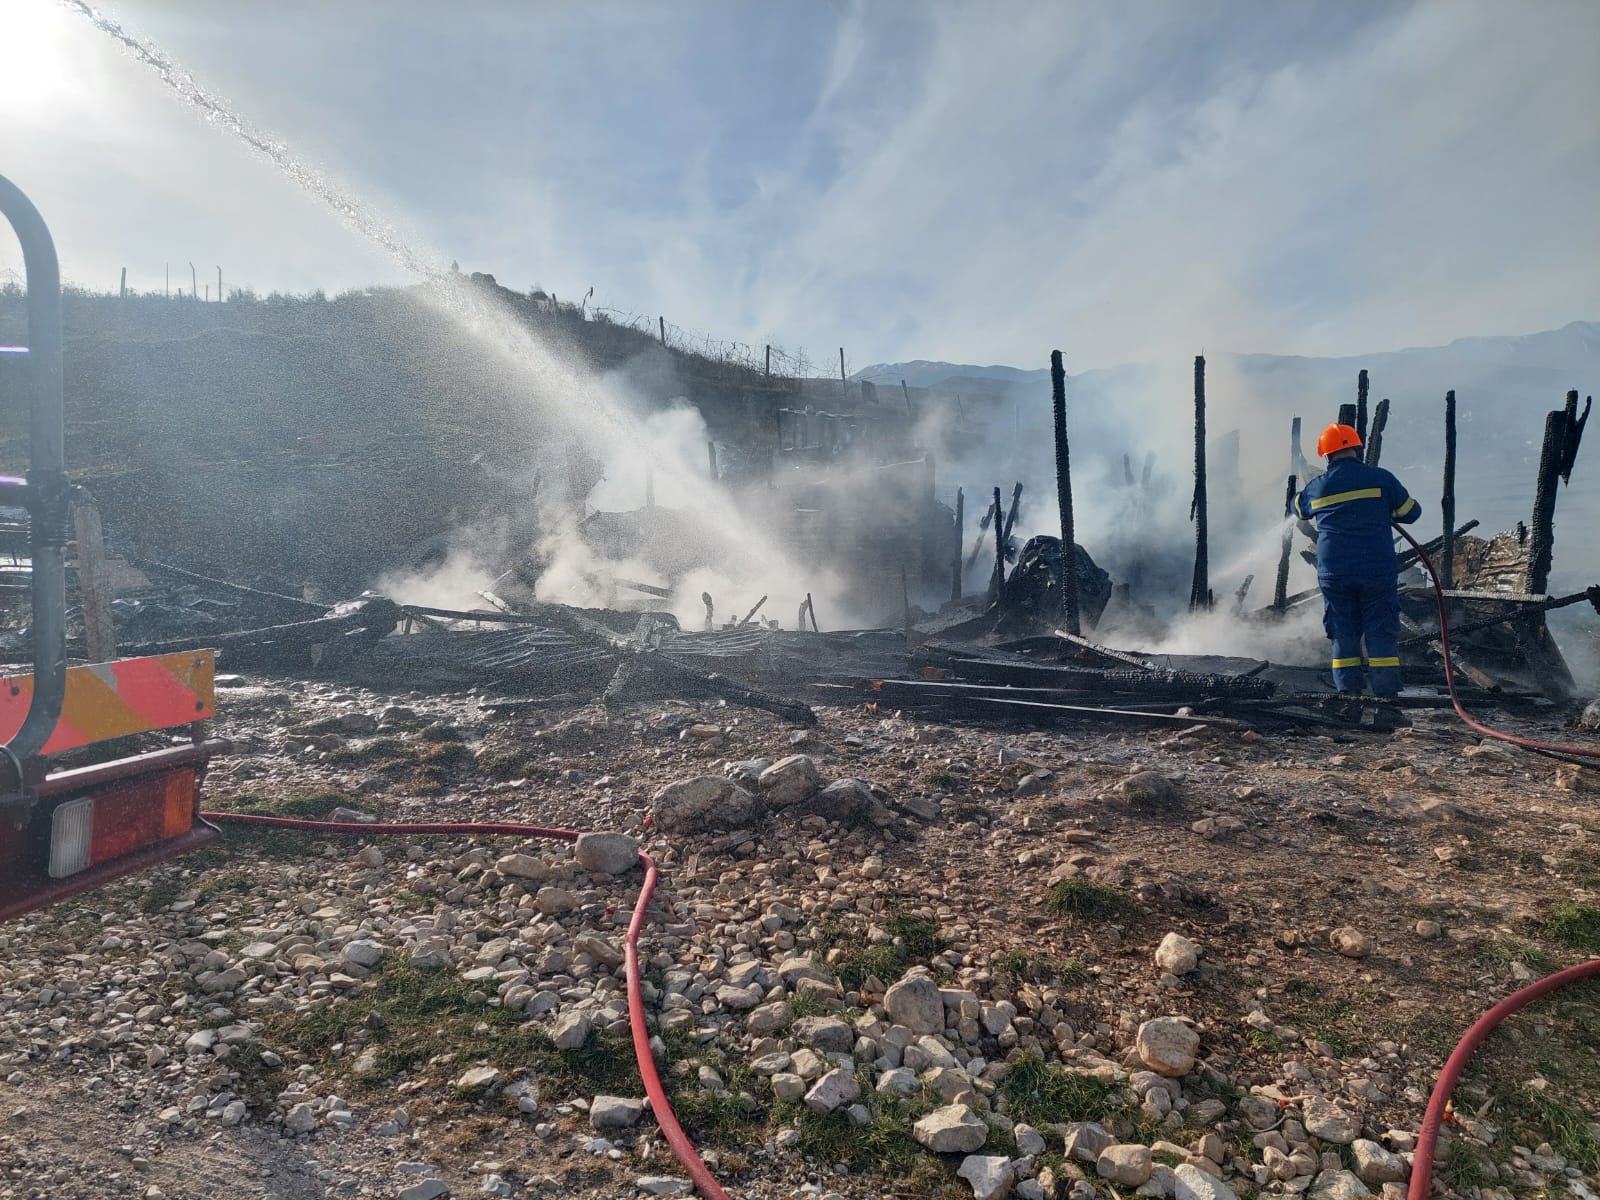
(707, 441, 718, 481)
(1274, 474, 1297, 610)
(1188, 355, 1210, 610)
(1337, 402, 1358, 429)
(991, 485, 1007, 609)
(1365, 398, 1390, 466)
(1441, 391, 1457, 588)
(1355, 369, 1369, 444)
(658, 316, 666, 347)
(1050, 349, 1081, 633)
(839, 347, 847, 395)
(1527, 406, 1571, 596)
(902, 379, 913, 417)
(951, 487, 964, 603)
(1289, 416, 1312, 484)
(1558, 389, 1590, 483)
(765, 344, 771, 377)
(806, 592, 819, 632)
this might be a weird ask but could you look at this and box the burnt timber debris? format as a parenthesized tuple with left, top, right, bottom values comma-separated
(0, 356, 1593, 735)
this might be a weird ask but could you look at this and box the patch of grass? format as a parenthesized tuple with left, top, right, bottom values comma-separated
(1152, 1150, 1185, 1168)
(230, 786, 369, 821)
(1043, 879, 1130, 921)
(322, 736, 414, 765)
(924, 768, 961, 791)
(197, 870, 255, 903)
(997, 1053, 1122, 1128)
(1547, 902, 1600, 954)
(787, 992, 827, 1020)
(1246, 1029, 1284, 1051)
(1500, 1084, 1600, 1172)
(1476, 937, 1554, 973)
(474, 746, 539, 779)
(992, 949, 1088, 986)
(226, 1040, 288, 1108)
(884, 913, 942, 959)
(418, 723, 465, 743)
(261, 963, 638, 1095)
(815, 909, 946, 992)
(945, 803, 985, 824)
(285, 716, 347, 736)
(1435, 1135, 1495, 1192)
(778, 1097, 926, 1174)
(137, 872, 186, 914)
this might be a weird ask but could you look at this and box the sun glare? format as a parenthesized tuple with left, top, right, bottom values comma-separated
(0, 0, 83, 111)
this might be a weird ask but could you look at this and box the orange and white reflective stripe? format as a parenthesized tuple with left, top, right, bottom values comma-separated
(0, 651, 214, 754)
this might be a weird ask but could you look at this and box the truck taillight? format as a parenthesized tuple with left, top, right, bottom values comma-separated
(47, 769, 197, 878)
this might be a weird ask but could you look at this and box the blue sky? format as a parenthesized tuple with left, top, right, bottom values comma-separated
(1, 0, 1596, 369)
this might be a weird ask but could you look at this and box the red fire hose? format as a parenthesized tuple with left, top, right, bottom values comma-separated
(1389, 527, 1600, 1198)
(1393, 522, 1600, 762)
(201, 812, 732, 1200)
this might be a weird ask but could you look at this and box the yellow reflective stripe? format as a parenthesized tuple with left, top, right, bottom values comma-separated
(1368, 656, 1400, 667)
(1330, 657, 1363, 668)
(1393, 496, 1416, 517)
(1309, 487, 1384, 511)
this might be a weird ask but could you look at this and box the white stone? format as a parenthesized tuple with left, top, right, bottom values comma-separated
(495, 853, 548, 880)
(1174, 1163, 1238, 1200)
(1064, 1121, 1114, 1162)
(884, 972, 944, 1035)
(912, 1104, 988, 1154)
(1330, 927, 1373, 958)
(956, 1154, 1015, 1200)
(574, 832, 638, 875)
(875, 1067, 918, 1097)
(757, 755, 823, 808)
(1136, 1017, 1200, 1076)
(1350, 1140, 1405, 1184)
(283, 1102, 317, 1135)
(1099, 1144, 1155, 1186)
(589, 1095, 645, 1130)
(804, 1068, 861, 1114)
(552, 1011, 592, 1050)
(636, 1179, 694, 1197)
(652, 776, 759, 833)
(1014, 1123, 1047, 1157)
(1155, 933, 1200, 974)
(1309, 1169, 1372, 1200)
(1303, 1095, 1360, 1144)
(398, 1183, 450, 1200)
(456, 1066, 500, 1092)
(342, 939, 385, 969)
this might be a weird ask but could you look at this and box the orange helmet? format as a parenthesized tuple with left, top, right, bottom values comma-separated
(1316, 423, 1362, 457)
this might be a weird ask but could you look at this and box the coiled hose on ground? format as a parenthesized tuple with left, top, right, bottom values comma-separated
(199, 539, 1599, 1199)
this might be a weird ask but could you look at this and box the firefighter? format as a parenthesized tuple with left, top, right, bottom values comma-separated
(1295, 423, 1422, 721)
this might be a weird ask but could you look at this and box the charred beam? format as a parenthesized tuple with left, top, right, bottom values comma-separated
(1559, 389, 1590, 483)
(1527, 406, 1570, 596)
(991, 485, 1007, 609)
(1365, 397, 1390, 466)
(1188, 355, 1210, 610)
(1051, 349, 1081, 634)
(1274, 474, 1297, 609)
(1355, 369, 1369, 443)
(1442, 390, 1457, 588)
(951, 488, 964, 603)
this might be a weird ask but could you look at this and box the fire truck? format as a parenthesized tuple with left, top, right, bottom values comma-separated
(0, 174, 221, 920)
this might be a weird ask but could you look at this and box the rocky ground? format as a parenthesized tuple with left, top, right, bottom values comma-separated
(0, 676, 1596, 1200)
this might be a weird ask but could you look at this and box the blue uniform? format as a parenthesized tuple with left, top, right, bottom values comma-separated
(1294, 458, 1422, 696)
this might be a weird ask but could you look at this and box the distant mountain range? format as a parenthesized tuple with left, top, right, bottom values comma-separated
(856, 320, 1600, 407)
